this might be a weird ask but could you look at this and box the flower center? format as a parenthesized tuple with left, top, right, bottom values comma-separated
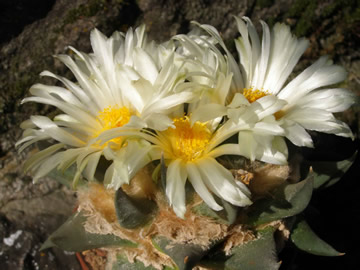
(163, 116, 211, 162)
(97, 106, 131, 147)
(243, 87, 268, 103)
(98, 106, 131, 129)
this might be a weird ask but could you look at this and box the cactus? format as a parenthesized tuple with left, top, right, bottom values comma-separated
(17, 17, 356, 270)
(41, 154, 355, 270)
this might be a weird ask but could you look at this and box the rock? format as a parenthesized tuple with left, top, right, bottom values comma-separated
(0, 226, 80, 270)
(0, 186, 79, 269)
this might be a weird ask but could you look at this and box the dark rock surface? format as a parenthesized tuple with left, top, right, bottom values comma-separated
(0, 0, 359, 269)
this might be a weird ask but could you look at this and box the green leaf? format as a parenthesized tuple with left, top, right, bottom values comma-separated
(115, 188, 157, 229)
(247, 175, 313, 226)
(290, 217, 344, 256)
(112, 255, 159, 270)
(113, 255, 176, 270)
(200, 228, 280, 270)
(311, 152, 356, 189)
(41, 211, 137, 251)
(192, 198, 238, 225)
(152, 236, 209, 270)
(227, 228, 280, 270)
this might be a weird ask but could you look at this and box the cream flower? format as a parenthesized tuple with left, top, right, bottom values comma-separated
(155, 106, 263, 218)
(173, 27, 288, 164)
(16, 26, 195, 188)
(99, 102, 256, 218)
(230, 17, 354, 147)
(177, 17, 355, 163)
(153, 113, 253, 218)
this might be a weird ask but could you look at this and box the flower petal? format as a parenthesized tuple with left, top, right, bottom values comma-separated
(252, 20, 271, 89)
(197, 158, 252, 207)
(166, 159, 188, 218)
(296, 88, 356, 113)
(190, 103, 227, 125)
(104, 159, 129, 190)
(282, 121, 313, 147)
(186, 162, 223, 211)
(30, 116, 85, 147)
(237, 131, 257, 161)
(279, 56, 347, 104)
(23, 143, 65, 173)
(32, 152, 64, 182)
(263, 23, 309, 94)
(82, 151, 102, 181)
(133, 47, 159, 85)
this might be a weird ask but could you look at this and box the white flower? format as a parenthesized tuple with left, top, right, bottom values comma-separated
(154, 113, 254, 218)
(230, 17, 355, 147)
(173, 25, 288, 164)
(16, 26, 195, 188)
(100, 102, 255, 218)
(178, 17, 355, 163)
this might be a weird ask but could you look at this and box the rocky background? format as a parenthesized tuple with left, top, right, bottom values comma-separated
(0, 0, 359, 269)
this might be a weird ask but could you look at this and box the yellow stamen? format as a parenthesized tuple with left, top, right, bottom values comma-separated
(163, 116, 211, 162)
(243, 88, 285, 119)
(96, 106, 131, 147)
(243, 87, 268, 103)
(98, 106, 131, 129)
